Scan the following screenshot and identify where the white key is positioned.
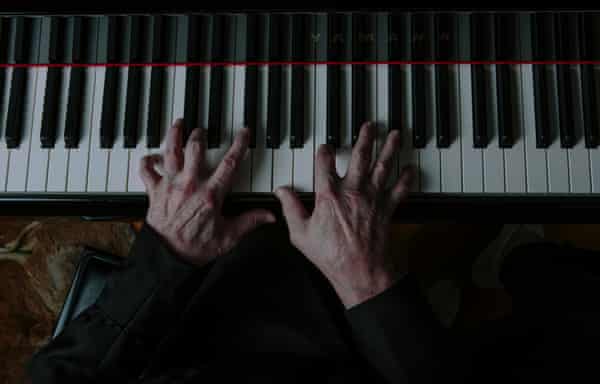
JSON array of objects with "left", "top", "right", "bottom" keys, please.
[
  {"left": 106, "top": 67, "right": 129, "bottom": 192},
  {"left": 335, "top": 64, "right": 352, "bottom": 178},
  {"left": 546, "top": 64, "right": 569, "bottom": 193},
  {"left": 397, "top": 64, "right": 419, "bottom": 192},
  {"left": 126, "top": 67, "right": 150, "bottom": 193},
  {"left": 419, "top": 64, "right": 441, "bottom": 192},
  {"left": 590, "top": 65, "right": 600, "bottom": 192},
  {"left": 273, "top": 65, "right": 293, "bottom": 190},
  {"left": 521, "top": 64, "right": 548, "bottom": 193},
  {"left": 172, "top": 66, "right": 187, "bottom": 127},
  {"left": 157, "top": 65, "right": 176, "bottom": 152},
  {"left": 46, "top": 68, "right": 70, "bottom": 192},
  {"left": 292, "top": 64, "right": 314, "bottom": 192},
  {"left": 0, "top": 67, "right": 12, "bottom": 191},
  {"left": 27, "top": 66, "right": 49, "bottom": 192},
  {"left": 459, "top": 64, "right": 483, "bottom": 193},
  {"left": 376, "top": 62, "right": 394, "bottom": 185},
  {"left": 483, "top": 65, "right": 505, "bottom": 193},
  {"left": 206, "top": 66, "right": 233, "bottom": 175},
  {"left": 67, "top": 67, "right": 95, "bottom": 192},
  {"left": 126, "top": 66, "right": 150, "bottom": 193},
  {"left": 87, "top": 66, "right": 109, "bottom": 192},
  {"left": 440, "top": 64, "right": 462, "bottom": 193},
  {"left": 366, "top": 63, "right": 378, "bottom": 162},
  {"left": 251, "top": 65, "right": 273, "bottom": 192},
  {"left": 502, "top": 65, "right": 526, "bottom": 193},
  {"left": 519, "top": 14, "right": 548, "bottom": 194},
  {"left": 232, "top": 64, "right": 251, "bottom": 192},
  {"left": 312, "top": 62, "right": 329, "bottom": 190},
  {"left": 231, "top": 15, "right": 251, "bottom": 192},
  {"left": 7, "top": 67, "right": 38, "bottom": 192},
  {"left": 567, "top": 65, "right": 591, "bottom": 193}
]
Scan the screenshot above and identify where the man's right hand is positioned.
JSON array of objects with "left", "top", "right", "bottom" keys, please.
[{"left": 275, "top": 122, "right": 415, "bottom": 309}]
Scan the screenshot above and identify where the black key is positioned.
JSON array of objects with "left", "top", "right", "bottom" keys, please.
[
  {"left": 290, "top": 14, "right": 308, "bottom": 149},
  {"left": 147, "top": 16, "right": 165, "bottom": 148},
  {"left": 412, "top": 13, "right": 434, "bottom": 149},
  {"left": 470, "top": 13, "right": 495, "bottom": 149},
  {"left": 556, "top": 13, "right": 579, "bottom": 149},
  {"left": 207, "top": 15, "right": 226, "bottom": 148},
  {"left": 5, "top": 17, "right": 30, "bottom": 148},
  {"left": 326, "top": 13, "right": 350, "bottom": 148},
  {"left": 267, "top": 14, "right": 284, "bottom": 149},
  {"left": 495, "top": 13, "right": 519, "bottom": 148},
  {"left": 352, "top": 13, "right": 376, "bottom": 145},
  {"left": 389, "top": 13, "right": 411, "bottom": 137},
  {"left": 64, "top": 18, "right": 87, "bottom": 148},
  {"left": 123, "top": 16, "right": 142, "bottom": 148},
  {"left": 434, "top": 13, "right": 456, "bottom": 148},
  {"left": 0, "top": 18, "right": 8, "bottom": 115},
  {"left": 40, "top": 68, "right": 62, "bottom": 148},
  {"left": 581, "top": 12, "right": 600, "bottom": 148},
  {"left": 244, "top": 14, "right": 260, "bottom": 148},
  {"left": 41, "top": 18, "right": 66, "bottom": 148},
  {"left": 183, "top": 15, "right": 201, "bottom": 141},
  {"left": 100, "top": 16, "right": 121, "bottom": 148},
  {"left": 532, "top": 13, "right": 556, "bottom": 148},
  {"left": 6, "top": 68, "right": 27, "bottom": 148}
]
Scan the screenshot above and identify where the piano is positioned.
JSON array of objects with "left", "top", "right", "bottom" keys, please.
[{"left": 1, "top": 6, "right": 600, "bottom": 219}]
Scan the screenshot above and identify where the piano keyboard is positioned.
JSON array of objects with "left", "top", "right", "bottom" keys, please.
[{"left": 1, "top": 12, "right": 600, "bottom": 196}]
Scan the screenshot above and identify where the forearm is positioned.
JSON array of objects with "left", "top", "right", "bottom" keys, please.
[
  {"left": 346, "top": 274, "right": 446, "bottom": 383},
  {"left": 27, "top": 224, "right": 212, "bottom": 383}
]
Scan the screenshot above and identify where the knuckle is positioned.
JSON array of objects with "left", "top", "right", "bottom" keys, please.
[
  {"left": 374, "top": 160, "right": 387, "bottom": 176},
  {"left": 221, "top": 155, "right": 238, "bottom": 175}
]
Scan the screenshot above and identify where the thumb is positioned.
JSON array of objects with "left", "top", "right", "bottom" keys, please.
[
  {"left": 274, "top": 187, "right": 308, "bottom": 235},
  {"left": 223, "top": 209, "right": 276, "bottom": 250}
]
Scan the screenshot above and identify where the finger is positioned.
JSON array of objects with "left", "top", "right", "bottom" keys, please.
[
  {"left": 140, "top": 154, "right": 163, "bottom": 192},
  {"left": 209, "top": 127, "right": 250, "bottom": 194},
  {"left": 222, "top": 209, "right": 276, "bottom": 251},
  {"left": 345, "top": 122, "right": 375, "bottom": 188},
  {"left": 275, "top": 187, "right": 308, "bottom": 235},
  {"left": 388, "top": 165, "right": 416, "bottom": 212},
  {"left": 183, "top": 128, "right": 206, "bottom": 180},
  {"left": 164, "top": 119, "right": 184, "bottom": 175},
  {"left": 371, "top": 130, "right": 401, "bottom": 190},
  {"left": 315, "top": 144, "right": 337, "bottom": 195}
]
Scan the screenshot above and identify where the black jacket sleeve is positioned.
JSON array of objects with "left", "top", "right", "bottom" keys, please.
[
  {"left": 27, "top": 224, "right": 212, "bottom": 383},
  {"left": 346, "top": 275, "right": 450, "bottom": 383}
]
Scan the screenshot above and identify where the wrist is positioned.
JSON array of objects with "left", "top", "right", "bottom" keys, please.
[{"left": 330, "top": 269, "right": 397, "bottom": 309}]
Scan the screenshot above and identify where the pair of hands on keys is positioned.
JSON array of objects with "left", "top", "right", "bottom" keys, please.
[{"left": 141, "top": 119, "right": 414, "bottom": 308}]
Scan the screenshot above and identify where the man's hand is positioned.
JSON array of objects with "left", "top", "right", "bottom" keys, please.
[
  {"left": 275, "top": 123, "right": 414, "bottom": 309},
  {"left": 140, "top": 119, "right": 275, "bottom": 267}
]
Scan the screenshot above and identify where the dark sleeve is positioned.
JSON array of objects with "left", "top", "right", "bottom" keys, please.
[
  {"left": 345, "top": 274, "right": 449, "bottom": 383},
  {"left": 27, "top": 223, "right": 213, "bottom": 384}
]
